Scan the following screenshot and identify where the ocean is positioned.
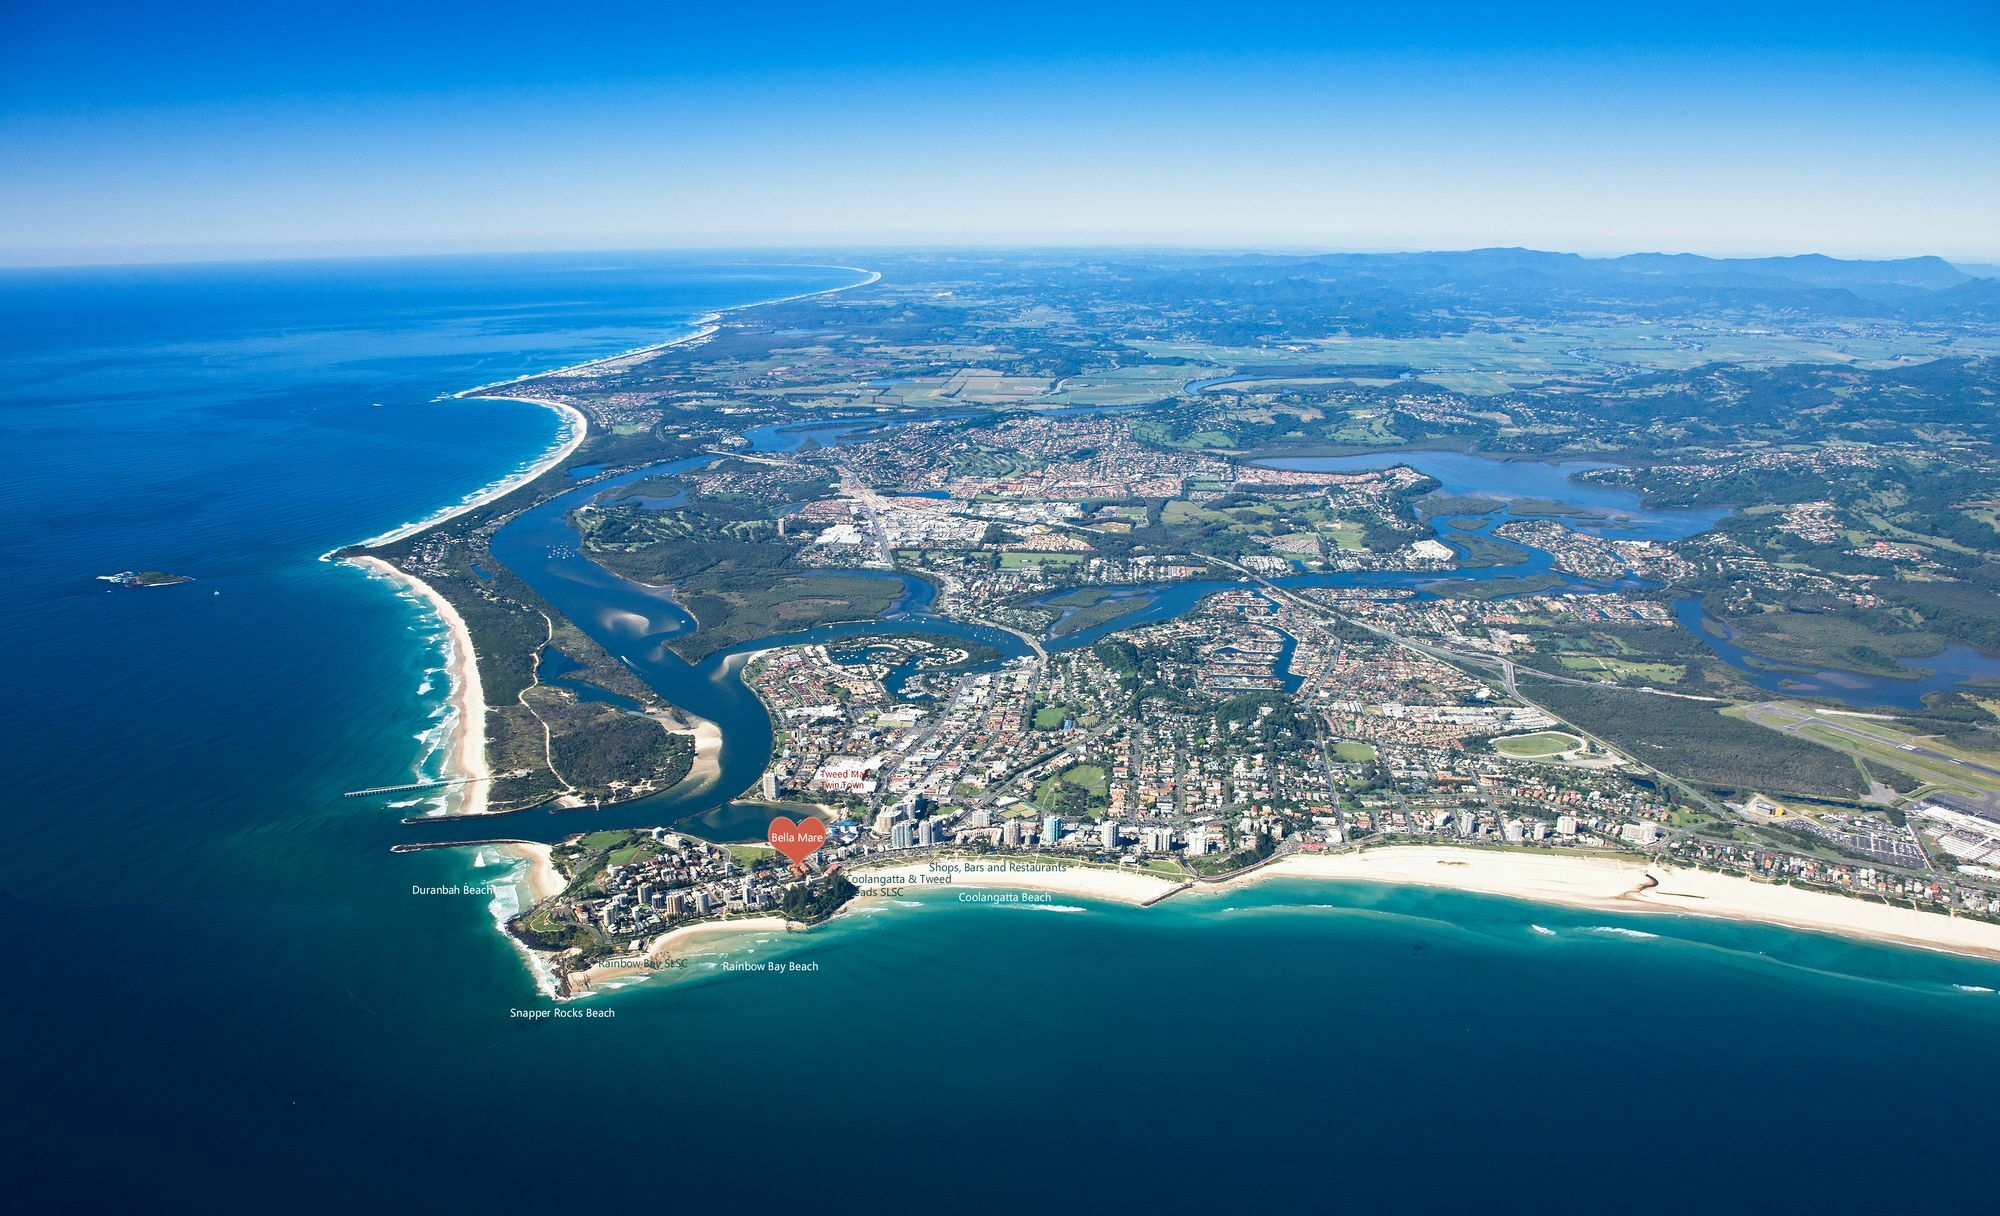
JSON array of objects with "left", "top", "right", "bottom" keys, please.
[{"left": 2, "top": 254, "right": 1996, "bottom": 1210}]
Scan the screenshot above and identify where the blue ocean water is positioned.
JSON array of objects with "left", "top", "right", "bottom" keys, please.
[{"left": 2, "top": 255, "right": 1997, "bottom": 1210}]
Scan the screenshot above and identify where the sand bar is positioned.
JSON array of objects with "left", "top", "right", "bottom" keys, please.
[{"left": 680, "top": 714, "right": 724, "bottom": 790}]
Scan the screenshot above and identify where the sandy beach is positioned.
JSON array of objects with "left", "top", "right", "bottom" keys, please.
[
  {"left": 847, "top": 855, "right": 1187, "bottom": 906},
  {"left": 344, "top": 267, "right": 883, "bottom": 836},
  {"left": 499, "top": 842, "right": 566, "bottom": 903},
  {"left": 1225, "top": 847, "right": 2000, "bottom": 962},
  {"left": 1223, "top": 847, "right": 1655, "bottom": 908},
  {"left": 845, "top": 846, "right": 2000, "bottom": 962},
  {"left": 527, "top": 842, "right": 2000, "bottom": 1003},
  {"left": 558, "top": 915, "right": 796, "bottom": 996},
  {"left": 645, "top": 915, "right": 793, "bottom": 961},
  {"left": 347, "top": 555, "right": 492, "bottom": 814}
]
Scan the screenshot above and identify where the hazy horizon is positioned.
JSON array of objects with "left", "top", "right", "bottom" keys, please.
[
  {"left": 3, "top": 240, "right": 1996, "bottom": 275},
  {"left": 3, "top": 1, "right": 1995, "bottom": 266}
]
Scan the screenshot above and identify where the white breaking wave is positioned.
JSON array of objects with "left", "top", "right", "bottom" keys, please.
[
  {"left": 1582, "top": 925, "right": 1659, "bottom": 939},
  {"left": 1952, "top": 984, "right": 1995, "bottom": 994},
  {"left": 1530, "top": 924, "right": 1558, "bottom": 938}
]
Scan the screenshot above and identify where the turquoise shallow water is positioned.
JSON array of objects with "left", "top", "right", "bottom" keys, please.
[{"left": 4, "top": 256, "right": 1999, "bottom": 1209}]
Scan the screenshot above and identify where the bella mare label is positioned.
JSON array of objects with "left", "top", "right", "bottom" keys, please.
[{"left": 768, "top": 816, "right": 828, "bottom": 865}]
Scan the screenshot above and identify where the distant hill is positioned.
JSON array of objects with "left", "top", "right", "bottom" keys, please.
[
  {"left": 1142, "top": 247, "right": 1987, "bottom": 325},
  {"left": 1608, "top": 251, "right": 1970, "bottom": 292},
  {"left": 1903, "top": 276, "right": 2000, "bottom": 322}
]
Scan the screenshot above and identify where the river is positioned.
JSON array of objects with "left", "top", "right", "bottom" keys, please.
[
  {"left": 410, "top": 438, "right": 1728, "bottom": 846},
  {"left": 409, "top": 432, "right": 2000, "bottom": 849}
]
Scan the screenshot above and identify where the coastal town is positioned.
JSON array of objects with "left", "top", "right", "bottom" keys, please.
[
  {"left": 493, "top": 421, "right": 2000, "bottom": 993},
  {"left": 324, "top": 253, "right": 2000, "bottom": 992},
  {"left": 29, "top": 6, "right": 2000, "bottom": 1205}
]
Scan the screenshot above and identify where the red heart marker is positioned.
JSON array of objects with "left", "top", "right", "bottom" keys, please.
[{"left": 767, "top": 815, "right": 828, "bottom": 865}]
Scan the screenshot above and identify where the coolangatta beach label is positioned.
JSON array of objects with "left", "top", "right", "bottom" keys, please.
[{"left": 768, "top": 816, "right": 828, "bottom": 874}]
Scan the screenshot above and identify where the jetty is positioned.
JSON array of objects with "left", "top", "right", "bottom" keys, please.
[{"left": 343, "top": 777, "right": 471, "bottom": 798}]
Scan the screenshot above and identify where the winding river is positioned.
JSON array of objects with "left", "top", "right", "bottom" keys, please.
[{"left": 402, "top": 432, "right": 1992, "bottom": 846}]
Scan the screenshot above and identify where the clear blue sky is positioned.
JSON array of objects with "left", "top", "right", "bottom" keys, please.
[{"left": 2, "top": 1, "right": 1995, "bottom": 265}]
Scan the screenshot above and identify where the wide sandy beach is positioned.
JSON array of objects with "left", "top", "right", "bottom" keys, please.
[
  {"left": 1235, "top": 848, "right": 2000, "bottom": 960},
  {"left": 559, "top": 915, "right": 797, "bottom": 996},
  {"left": 848, "top": 846, "right": 2000, "bottom": 962},
  {"left": 347, "top": 555, "right": 491, "bottom": 815},
  {"left": 847, "top": 855, "right": 1187, "bottom": 906}
]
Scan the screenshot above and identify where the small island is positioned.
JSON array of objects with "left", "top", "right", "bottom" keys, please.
[{"left": 98, "top": 570, "right": 194, "bottom": 588}]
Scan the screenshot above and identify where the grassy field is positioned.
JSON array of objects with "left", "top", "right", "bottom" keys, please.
[
  {"left": 1033, "top": 704, "right": 1069, "bottom": 729},
  {"left": 1000, "top": 550, "right": 1086, "bottom": 569},
  {"left": 1032, "top": 763, "right": 1109, "bottom": 811},
  {"left": 1728, "top": 703, "right": 2000, "bottom": 798},
  {"left": 1492, "top": 730, "right": 1583, "bottom": 758},
  {"left": 1333, "top": 741, "right": 1377, "bottom": 762},
  {"left": 1037, "top": 364, "right": 1191, "bottom": 407},
  {"left": 725, "top": 843, "right": 774, "bottom": 870},
  {"left": 1559, "top": 655, "right": 1687, "bottom": 685},
  {"left": 1323, "top": 520, "right": 1364, "bottom": 551},
  {"left": 1059, "top": 763, "right": 1108, "bottom": 793}
]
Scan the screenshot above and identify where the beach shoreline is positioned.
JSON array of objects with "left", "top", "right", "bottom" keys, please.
[
  {"left": 345, "top": 265, "right": 880, "bottom": 835},
  {"left": 516, "top": 841, "right": 2000, "bottom": 1005},
  {"left": 843, "top": 846, "right": 2000, "bottom": 963},
  {"left": 847, "top": 855, "right": 1186, "bottom": 907},
  {"left": 339, "top": 266, "right": 882, "bottom": 557},
  {"left": 346, "top": 555, "right": 492, "bottom": 816},
  {"left": 498, "top": 841, "right": 566, "bottom": 903},
  {"left": 1230, "top": 847, "right": 2000, "bottom": 962},
  {"left": 558, "top": 915, "right": 797, "bottom": 997}
]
